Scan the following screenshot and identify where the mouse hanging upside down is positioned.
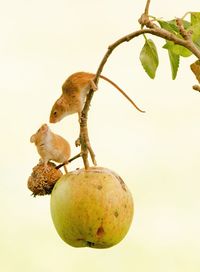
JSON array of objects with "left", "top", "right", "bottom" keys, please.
[{"left": 49, "top": 72, "right": 145, "bottom": 123}]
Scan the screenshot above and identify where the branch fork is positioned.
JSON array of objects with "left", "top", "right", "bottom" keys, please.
[
  {"left": 78, "top": 0, "right": 200, "bottom": 169},
  {"left": 138, "top": 13, "right": 156, "bottom": 28}
]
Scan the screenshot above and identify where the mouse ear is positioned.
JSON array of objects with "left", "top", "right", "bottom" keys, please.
[
  {"left": 40, "top": 124, "right": 48, "bottom": 132},
  {"left": 30, "top": 134, "right": 36, "bottom": 143},
  {"left": 56, "top": 97, "right": 65, "bottom": 107}
]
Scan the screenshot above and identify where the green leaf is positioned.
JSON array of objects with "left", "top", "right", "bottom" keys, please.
[
  {"left": 140, "top": 39, "right": 159, "bottom": 79},
  {"left": 194, "top": 38, "right": 200, "bottom": 49},
  {"left": 191, "top": 12, "right": 200, "bottom": 25},
  {"left": 158, "top": 20, "right": 177, "bottom": 34},
  {"left": 162, "top": 38, "right": 179, "bottom": 79},
  {"left": 168, "top": 49, "right": 180, "bottom": 80},
  {"left": 163, "top": 41, "right": 192, "bottom": 57},
  {"left": 188, "top": 23, "right": 200, "bottom": 43}
]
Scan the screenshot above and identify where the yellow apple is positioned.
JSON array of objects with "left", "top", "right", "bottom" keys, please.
[{"left": 50, "top": 167, "right": 134, "bottom": 248}]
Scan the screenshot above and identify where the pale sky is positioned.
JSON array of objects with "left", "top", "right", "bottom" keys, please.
[{"left": 0, "top": 0, "right": 200, "bottom": 271}]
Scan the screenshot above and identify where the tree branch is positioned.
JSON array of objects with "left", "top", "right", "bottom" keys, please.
[
  {"left": 79, "top": 6, "right": 200, "bottom": 169},
  {"left": 144, "top": 0, "right": 151, "bottom": 15},
  {"left": 56, "top": 153, "right": 82, "bottom": 170}
]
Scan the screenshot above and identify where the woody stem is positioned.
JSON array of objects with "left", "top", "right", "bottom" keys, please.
[
  {"left": 79, "top": 0, "right": 200, "bottom": 169},
  {"left": 80, "top": 99, "right": 97, "bottom": 169}
]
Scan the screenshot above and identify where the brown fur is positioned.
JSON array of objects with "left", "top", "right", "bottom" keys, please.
[
  {"left": 49, "top": 71, "right": 145, "bottom": 123},
  {"left": 30, "top": 124, "right": 71, "bottom": 172}
]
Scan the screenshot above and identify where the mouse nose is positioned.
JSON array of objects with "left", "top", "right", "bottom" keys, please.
[{"left": 49, "top": 116, "right": 55, "bottom": 123}]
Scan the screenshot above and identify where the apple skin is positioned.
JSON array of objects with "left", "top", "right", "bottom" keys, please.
[{"left": 50, "top": 167, "right": 134, "bottom": 248}]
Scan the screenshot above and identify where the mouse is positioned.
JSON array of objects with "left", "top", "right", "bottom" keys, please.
[
  {"left": 49, "top": 71, "right": 145, "bottom": 123},
  {"left": 30, "top": 124, "right": 71, "bottom": 172}
]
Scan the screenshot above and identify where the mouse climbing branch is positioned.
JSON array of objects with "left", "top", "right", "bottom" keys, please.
[{"left": 79, "top": 0, "right": 200, "bottom": 169}]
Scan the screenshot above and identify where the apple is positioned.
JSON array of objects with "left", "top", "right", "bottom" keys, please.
[{"left": 50, "top": 167, "right": 134, "bottom": 248}]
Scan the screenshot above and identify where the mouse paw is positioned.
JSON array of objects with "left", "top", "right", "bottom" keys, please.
[{"left": 89, "top": 79, "right": 98, "bottom": 91}]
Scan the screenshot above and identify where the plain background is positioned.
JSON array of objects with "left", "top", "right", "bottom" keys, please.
[{"left": 0, "top": 0, "right": 200, "bottom": 271}]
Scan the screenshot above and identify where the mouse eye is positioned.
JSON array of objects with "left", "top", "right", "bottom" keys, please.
[{"left": 53, "top": 111, "right": 57, "bottom": 116}]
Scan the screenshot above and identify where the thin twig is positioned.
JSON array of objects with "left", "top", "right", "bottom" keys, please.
[
  {"left": 144, "top": 0, "right": 151, "bottom": 15},
  {"left": 176, "top": 18, "right": 193, "bottom": 40},
  {"left": 181, "top": 11, "right": 192, "bottom": 20},
  {"left": 79, "top": 109, "right": 97, "bottom": 169},
  {"left": 56, "top": 153, "right": 82, "bottom": 170}
]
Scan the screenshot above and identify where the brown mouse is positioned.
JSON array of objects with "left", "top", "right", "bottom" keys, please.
[
  {"left": 30, "top": 124, "right": 71, "bottom": 172},
  {"left": 49, "top": 72, "right": 145, "bottom": 123}
]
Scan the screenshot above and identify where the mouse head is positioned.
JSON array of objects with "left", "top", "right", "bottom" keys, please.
[
  {"left": 30, "top": 124, "right": 49, "bottom": 144},
  {"left": 49, "top": 96, "right": 68, "bottom": 123}
]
